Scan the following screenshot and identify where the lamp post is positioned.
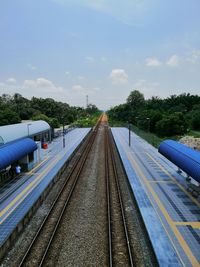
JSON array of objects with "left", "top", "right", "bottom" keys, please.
[
  {"left": 27, "top": 123, "right": 32, "bottom": 137},
  {"left": 135, "top": 116, "right": 138, "bottom": 127}
]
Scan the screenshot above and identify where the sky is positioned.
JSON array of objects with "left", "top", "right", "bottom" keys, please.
[{"left": 0, "top": 0, "right": 200, "bottom": 110}]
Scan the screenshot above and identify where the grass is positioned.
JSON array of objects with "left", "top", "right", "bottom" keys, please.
[
  {"left": 108, "top": 119, "right": 127, "bottom": 127},
  {"left": 72, "top": 113, "right": 101, "bottom": 128},
  {"left": 187, "top": 130, "right": 200, "bottom": 138}
]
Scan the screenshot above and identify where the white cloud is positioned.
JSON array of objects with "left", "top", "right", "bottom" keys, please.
[
  {"left": 27, "top": 64, "right": 37, "bottom": 70},
  {"left": 166, "top": 54, "right": 179, "bottom": 67},
  {"left": 85, "top": 56, "right": 95, "bottom": 63},
  {"left": 146, "top": 58, "right": 162, "bottom": 67},
  {"left": 110, "top": 69, "right": 128, "bottom": 84},
  {"left": 23, "top": 77, "right": 64, "bottom": 93},
  {"left": 0, "top": 77, "right": 67, "bottom": 101},
  {"left": 6, "top": 78, "right": 17, "bottom": 84}
]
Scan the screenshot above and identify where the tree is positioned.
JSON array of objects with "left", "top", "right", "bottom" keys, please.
[
  {"left": 136, "top": 109, "right": 162, "bottom": 132},
  {"left": 190, "top": 110, "right": 200, "bottom": 130},
  {"left": 32, "top": 114, "right": 60, "bottom": 128},
  {"left": 0, "top": 93, "right": 100, "bottom": 127},
  {"left": 0, "top": 109, "right": 21, "bottom": 126},
  {"left": 126, "top": 90, "right": 145, "bottom": 109},
  {"left": 146, "top": 96, "right": 163, "bottom": 111},
  {"left": 12, "top": 93, "right": 36, "bottom": 119},
  {"left": 155, "top": 112, "right": 188, "bottom": 136},
  {"left": 86, "top": 104, "right": 99, "bottom": 115}
]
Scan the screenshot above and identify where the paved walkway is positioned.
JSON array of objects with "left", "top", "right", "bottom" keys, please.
[
  {"left": 112, "top": 127, "right": 200, "bottom": 267},
  {"left": 0, "top": 128, "right": 90, "bottom": 246}
]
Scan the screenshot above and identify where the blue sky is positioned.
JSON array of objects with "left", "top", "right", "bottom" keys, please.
[{"left": 0, "top": 0, "right": 200, "bottom": 109}]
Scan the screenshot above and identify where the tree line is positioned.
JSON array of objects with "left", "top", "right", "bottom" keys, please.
[
  {"left": 108, "top": 90, "right": 200, "bottom": 137},
  {"left": 0, "top": 93, "right": 99, "bottom": 128}
]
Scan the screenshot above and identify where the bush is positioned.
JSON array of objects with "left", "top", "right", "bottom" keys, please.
[
  {"left": 0, "top": 109, "right": 21, "bottom": 126},
  {"left": 155, "top": 112, "right": 187, "bottom": 137},
  {"left": 190, "top": 110, "right": 200, "bottom": 130}
]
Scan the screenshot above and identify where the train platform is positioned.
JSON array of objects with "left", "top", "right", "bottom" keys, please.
[
  {"left": 111, "top": 127, "right": 200, "bottom": 267},
  {"left": 0, "top": 128, "right": 90, "bottom": 247}
]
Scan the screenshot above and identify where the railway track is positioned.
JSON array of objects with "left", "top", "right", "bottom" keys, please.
[
  {"left": 0, "top": 113, "right": 158, "bottom": 266},
  {"left": 104, "top": 122, "right": 135, "bottom": 267},
  {"left": 18, "top": 116, "right": 103, "bottom": 267}
]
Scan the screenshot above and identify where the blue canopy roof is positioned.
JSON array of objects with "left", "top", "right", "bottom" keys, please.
[
  {"left": 0, "top": 138, "right": 37, "bottom": 170},
  {"left": 158, "top": 140, "right": 200, "bottom": 183}
]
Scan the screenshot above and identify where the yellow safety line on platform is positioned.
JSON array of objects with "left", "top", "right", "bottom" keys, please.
[
  {"left": 146, "top": 152, "right": 200, "bottom": 209},
  {"left": 149, "top": 180, "right": 176, "bottom": 183},
  {"left": 175, "top": 222, "right": 200, "bottom": 229},
  {"left": 25, "top": 156, "right": 50, "bottom": 175},
  {"left": 126, "top": 152, "right": 186, "bottom": 267},
  {"left": 0, "top": 154, "right": 62, "bottom": 224},
  {"left": 126, "top": 151, "right": 199, "bottom": 267}
]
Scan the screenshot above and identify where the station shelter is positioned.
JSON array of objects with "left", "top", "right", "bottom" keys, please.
[{"left": 0, "top": 120, "right": 51, "bottom": 184}]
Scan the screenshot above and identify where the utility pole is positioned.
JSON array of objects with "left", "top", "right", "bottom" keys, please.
[
  {"left": 129, "top": 123, "right": 131, "bottom": 146},
  {"left": 63, "top": 121, "right": 65, "bottom": 148}
]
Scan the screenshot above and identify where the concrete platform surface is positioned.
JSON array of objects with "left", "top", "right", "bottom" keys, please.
[
  {"left": 112, "top": 127, "right": 200, "bottom": 267},
  {"left": 0, "top": 128, "right": 90, "bottom": 246}
]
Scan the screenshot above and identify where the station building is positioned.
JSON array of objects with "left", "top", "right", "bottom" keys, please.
[{"left": 0, "top": 120, "right": 51, "bottom": 184}]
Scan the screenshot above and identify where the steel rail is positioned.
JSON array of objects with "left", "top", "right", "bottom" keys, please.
[
  {"left": 39, "top": 128, "right": 97, "bottom": 266},
  {"left": 108, "top": 129, "right": 135, "bottom": 267},
  {"left": 19, "top": 115, "right": 102, "bottom": 267},
  {"left": 104, "top": 125, "right": 113, "bottom": 267}
]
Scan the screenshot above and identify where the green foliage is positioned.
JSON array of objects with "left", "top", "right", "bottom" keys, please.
[
  {"left": 32, "top": 114, "right": 60, "bottom": 128},
  {"left": 0, "top": 109, "right": 21, "bottom": 126},
  {"left": 190, "top": 110, "right": 200, "bottom": 130},
  {"left": 108, "top": 90, "right": 200, "bottom": 137},
  {"left": 72, "top": 112, "right": 101, "bottom": 127},
  {"left": 155, "top": 112, "right": 188, "bottom": 137},
  {"left": 188, "top": 130, "right": 200, "bottom": 138},
  {"left": 86, "top": 104, "right": 99, "bottom": 115},
  {"left": 31, "top": 97, "right": 72, "bottom": 124},
  {"left": 126, "top": 90, "right": 145, "bottom": 109},
  {"left": 32, "top": 114, "right": 49, "bottom": 122},
  {"left": 0, "top": 93, "right": 100, "bottom": 127}
]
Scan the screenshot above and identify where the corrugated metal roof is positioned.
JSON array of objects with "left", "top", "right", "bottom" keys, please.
[
  {"left": 0, "top": 120, "right": 50, "bottom": 144},
  {"left": 158, "top": 140, "right": 200, "bottom": 183},
  {"left": 0, "top": 138, "right": 37, "bottom": 170}
]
